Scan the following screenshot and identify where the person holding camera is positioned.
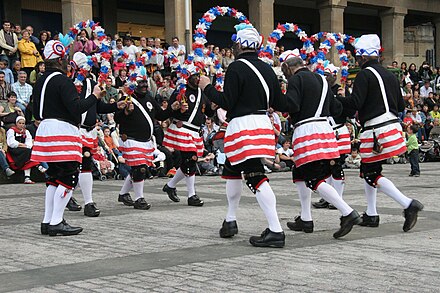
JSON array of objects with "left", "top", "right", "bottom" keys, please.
[{"left": 73, "top": 29, "right": 94, "bottom": 55}]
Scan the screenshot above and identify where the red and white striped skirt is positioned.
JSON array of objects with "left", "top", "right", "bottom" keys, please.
[
  {"left": 118, "top": 138, "right": 154, "bottom": 167},
  {"left": 334, "top": 125, "right": 351, "bottom": 155},
  {"left": 224, "top": 115, "right": 275, "bottom": 166},
  {"left": 163, "top": 122, "right": 204, "bottom": 157},
  {"left": 31, "top": 119, "right": 82, "bottom": 163},
  {"left": 80, "top": 128, "right": 97, "bottom": 150},
  {"left": 292, "top": 118, "right": 340, "bottom": 167},
  {"left": 359, "top": 122, "right": 406, "bottom": 163}
]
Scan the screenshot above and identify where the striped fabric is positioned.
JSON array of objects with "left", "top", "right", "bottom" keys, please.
[
  {"left": 118, "top": 138, "right": 154, "bottom": 167},
  {"left": 79, "top": 128, "right": 97, "bottom": 150},
  {"left": 163, "top": 123, "right": 204, "bottom": 157},
  {"left": 292, "top": 120, "right": 340, "bottom": 167},
  {"left": 31, "top": 119, "right": 82, "bottom": 163},
  {"left": 335, "top": 125, "right": 351, "bottom": 155},
  {"left": 359, "top": 122, "right": 406, "bottom": 163},
  {"left": 224, "top": 115, "right": 275, "bottom": 165}
]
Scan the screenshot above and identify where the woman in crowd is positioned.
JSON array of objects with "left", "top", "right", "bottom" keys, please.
[
  {"left": 222, "top": 48, "right": 234, "bottom": 70},
  {"left": 73, "top": 29, "right": 94, "bottom": 55},
  {"left": 6, "top": 116, "right": 42, "bottom": 183},
  {"left": 0, "top": 92, "right": 24, "bottom": 129},
  {"left": 115, "top": 68, "right": 127, "bottom": 88},
  {"left": 408, "top": 63, "right": 420, "bottom": 85},
  {"left": 18, "top": 30, "right": 42, "bottom": 78},
  {"left": 29, "top": 61, "right": 45, "bottom": 86},
  {"left": 36, "top": 30, "right": 49, "bottom": 59}
]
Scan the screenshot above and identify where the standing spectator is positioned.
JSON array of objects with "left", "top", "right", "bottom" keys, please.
[
  {"left": 0, "top": 59, "right": 14, "bottom": 84},
  {"left": 406, "top": 124, "right": 420, "bottom": 177},
  {"left": 0, "top": 20, "right": 19, "bottom": 68},
  {"left": 18, "top": 30, "right": 42, "bottom": 77},
  {"left": 36, "top": 30, "right": 49, "bottom": 59},
  {"left": 0, "top": 71, "right": 11, "bottom": 107},
  {"left": 14, "top": 24, "right": 22, "bottom": 40},
  {"left": 122, "top": 36, "right": 140, "bottom": 64},
  {"left": 420, "top": 80, "right": 433, "bottom": 99},
  {"left": 11, "top": 71, "right": 32, "bottom": 113},
  {"left": 103, "top": 76, "right": 119, "bottom": 103},
  {"left": 11, "top": 60, "right": 21, "bottom": 82},
  {"left": 115, "top": 68, "right": 127, "bottom": 88},
  {"left": 73, "top": 29, "right": 94, "bottom": 55},
  {"left": 222, "top": 48, "right": 234, "bottom": 70},
  {"left": 25, "top": 26, "right": 39, "bottom": 45},
  {"left": 419, "top": 61, "right": 433, "bottom": 81},
  {"left": 167, "top": 37, "right": 185, "bottom": 65},
  {"left": 408, "top": 63, "right": 420, "bottom": 85},
  {"left": 346, "top": 50, "right": 355, "bottom": 68},
  {"left": 138, "top": 37, "right": 148, "bottom": 54}
]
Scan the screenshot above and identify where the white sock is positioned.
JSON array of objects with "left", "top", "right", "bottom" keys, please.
[
  {"left": 79, "top": 172, "right": 93, "bottom": 204},
  {"left": 364, "top": 182, "right": 379, "bottom": 216},
  {"left": 185, "top": 175, "right": 196, "bottom": 197},
  {"left": 120, "top": 175, "right": 132, "bottom": 194},
  {"left": 50, "top": 185, "right": 73, "bottom": 225},
  {"left": 377, "top": 177, "right": 412, "bottom": 209},
  {"left": 296, "top": 181, "right": 312, "bottom": 221},
  {"left": 325, "top": 175, "right": 333, "bottom": 186},
  {"left": 332, "top": 176, "right": 345, "bottom": 198},
  {"left": 317, "top": 182, "right": 353, "bottom": 216},
  {"left": 133, "top": 180, "right": 144, "bottom": 200},
  {"left": 42, "top": 185, "right": 57, "bottom": 223},
  {"left": 255, "top": 181, "right": 283, "bottom": 232},
  {"left": 225, "top": 179, "right": 242, "bottom": 222},
  {"left": 167, "top": 168, "right": 185, "bottom": 188},
  {"left": 24, "top": 169, "right": 31, "bottom": 177}
]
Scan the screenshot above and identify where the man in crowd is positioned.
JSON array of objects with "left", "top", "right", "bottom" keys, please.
[
  {"left": 167, "top": 37, "right": 186, "bottom": 65},
  {"left": 0, "top": 21, "right": 19, "bottom": 68},
  {"left": 0, "top": 71, "right": 12, "bottom": 107},
  {"left": 11, "top": 71, "right": 32, "bottom": 113},
  {"left": 0, "top": 60, "right": 14, "bottom": 84}
]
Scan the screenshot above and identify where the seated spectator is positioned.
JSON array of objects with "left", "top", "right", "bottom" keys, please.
[
  {"left": 29, "top": 61, "right": 45, "bottom": 85},
  {"left": 103, "top": 76, "right": 119, "bottom": 103},
  {"left": 113, "top": 57, "right": 126, "bottom": 77},
  {"left": 344, "top": 148, "right": 361, "bottom": 169},
  {"left": 11, "top": 71, "right": 32, "bottom": 113},
  {"left": 0, "top": 70, "right": 12, "bottom": 108},
  {"left": 0, "top": 91, "right": 23, "bottom": 129},
  {"left": 156, "top": 77, "right": 175, "bottom": 102},
  {"left": 6, "top": 116, "right": 42, "bottom": 183},
  {"left": 115, "top": 68, "right": 127, "bottom": 88},
  {"left": 403, "top": 112, "right": 413, "bottom": 127},
  {"left": 197, "top": 151, "right": 218, "bottom": 175},
  {"left": 276, "top": 140, "right": 294, "bottom": 170},
  {"left": 0, "top": 60, "right": 14, "bottom": 84},
  {"left": 93, "top": 146, "right": 114, "bottom": 176},
  {"left": 0, "top": 127, "right": 15, "bottom": 176},
  {"left": 102, "top": 126, "right": 123, "bottom": 162},
  {"left": 429, "top": 118, "right": 440, "bottom": 139},
  {"left": 430, "top": 104, "right": 440, "bottom": 120},
  {"left": 11, "top": 60, "right": 21, "bottom": 83},
  {"left": 202, "top": 117, "right": 219, "bottom": 153}
]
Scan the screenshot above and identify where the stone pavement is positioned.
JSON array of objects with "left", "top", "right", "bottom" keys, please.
[{"left": 0, "top": 162, "right": 439, "bottom": 292}]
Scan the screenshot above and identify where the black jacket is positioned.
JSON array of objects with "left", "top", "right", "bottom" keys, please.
[
  {"left": 168, "top": 86, "right": 215, "bottom": 126},
  {"left": 80, "top": 78, "right": 118, "bottom": 127},
  {"left": 33, "top": 68, "right": 97, "bottom": 126},
  {"left": 203, "top": 52, "right": 284, "bottom": 120},
  {"left": 115, "top": 92, "right": 170, "bottom": 142},
  {"left": 282, "top": 68, "right": 341, "bottom": 125},
  {"left": 337, "top": 59, "right": 405, "bottom": 127}
]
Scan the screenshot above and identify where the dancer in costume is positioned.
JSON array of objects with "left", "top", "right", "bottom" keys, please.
[{"left": 336, "top": 34, "right": 423, "bottom": 230}]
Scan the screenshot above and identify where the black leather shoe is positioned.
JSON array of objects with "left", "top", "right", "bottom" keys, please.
[
  {"left": 41, "top": 223, "right": 49, "bottom": 235},
  {"left": 162, "top": 184, "right": 180, "bottom": 202},
  {"left": 359, "top": 213, "right": 379, "bottom": 227},
  {"left": 287, "top": 216, "right": 314, "bottom": 233},
  {"left": 133, "top": 198, "right": 151, "bottom": 210},
  {"left": 249, "top": 228, "right": 285, "bottom": 248},
  {"left": 219, "top": 220, "right": 238, "bottom": 238},
  {"left": 312, "top": 198, "right": 329, "bottom": 209},
  {"left": 188, "top": 195, "right": 204, "bottom": 207},
  {"left": 328, "top": 204, "right": 337, "bottom": 210},
  {"left": 84, "top": 202, "right": 100, "bottom": 217},
  {"left": 66, "top": 197, "right": 82, "bottom": 211},
  {"left": 118, "top": 193, "right": 134, "bottom": 206},
  {"left": 333, "top": 210, "right": 362, "bottom": 239},
  {"left": 48, "top": 220, "right": 83, "bottom": 236},
  {"left": 403, "top": 199, "right": 424, "bottom": 232}
]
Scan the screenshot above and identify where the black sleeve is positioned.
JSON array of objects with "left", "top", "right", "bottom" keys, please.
[
  {"left": 203, "top": 65, "right": 240, "bottom": 111},
  {"left": 271, "top": 78, "right": 288, "bottom": 112},
  {"left": 283, "top": 75, "right": 302, "bottom": 114},
  {"left": 202, "top": 95, "right": 215, "bottom": 118},
  {"left": 338, "top": 70, "right": 368, "bottom": 111},
  {"left": 96, "top": 100, "right": 118, "bottom": 114},
  {"left": 59, "top": 78, "right": 97, "bottom": 116},
  {"left": 329, "top": 94, "right": 343, "bottom": 119},
  {"left": 153, "top": 99, "right": 171, "bottom": 121}
]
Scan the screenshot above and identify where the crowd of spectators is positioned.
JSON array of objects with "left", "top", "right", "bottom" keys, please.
[{"left": 1, "top": 18, "right": 439, "bottom": 183}]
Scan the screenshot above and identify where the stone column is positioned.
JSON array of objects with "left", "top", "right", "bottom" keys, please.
[
  {"left": 164, "top": 0, "right": 191, "bottom": 51},
  {"left": 100, "top": 0, "right": 117, "bottom": 36},
  {"left": 319, "top": 0, "right": 347, "bottom": 64},
  {"left": 61, "top": 0, "right": 93, "bottom": 33},
  {"left": 434, "top": 18, "right": 440, "bottom": 67},
  {"left": 380, "top": 7, "right": 407, "bottom": 65},
  {"left": 3, "top": 0, "right": 22, "bottom": 26},
  {"left": 248, "top": 0, "right": 274, "bottom": 41}
]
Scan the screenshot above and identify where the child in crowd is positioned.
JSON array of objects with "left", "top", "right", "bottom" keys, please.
[
  {"left": 93, "top": 146, "right": 114, "bottom": 176},
  {"left": 406, "top": 124, "right": 420, "bottom": 177},
  {"left": 276, "top": 140, "right": 294, "bottom": 170},
  {"left": 344, "top": 148, "right": 361, "bottom": 169},
  {"left": 102, "top": 126, "right": 124, "bottom": 163}
]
